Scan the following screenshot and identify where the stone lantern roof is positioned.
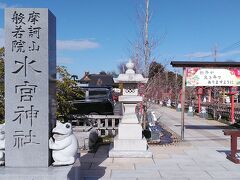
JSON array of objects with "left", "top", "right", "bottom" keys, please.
[{"left": 114, "top": 61, "right": 148, "bottom": 84}]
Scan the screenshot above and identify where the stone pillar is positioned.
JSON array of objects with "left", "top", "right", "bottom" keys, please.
[
  {"left": 5, "top": 8, "right": 56, "bottom": 167},
  {"left": 187, "top": 106, "right": 194, "bottom": 116},
  {"left": 109, "top": 61, "right": 152, "bottom": 158}
]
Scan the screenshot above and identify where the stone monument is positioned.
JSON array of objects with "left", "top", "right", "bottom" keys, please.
[
  {"left": 226, "top": 96, "right": 230, "bottom": 105},
  {"left": 1, "top": 8, "right": 80, "bottom": 180},
  {"left": 109, "top": 61, "right": 152, "bottom": 157},
  {"left": 187, "top": 106, "right": 194, "bottom": 116},
  {"left": 0, "top": 124, "right": 5, "bottom": 165},
  {"left": 167, "top": 99, "right": 171, "bottom": 107},
  {"left": 200, "top": 106, "right": 208, "bottom": 119},
  {"left": 5, "top": 8, "right": 56, "bottom": 168},
  {"left": 177, "top": 103, "right": 181, "bottom": 112}
]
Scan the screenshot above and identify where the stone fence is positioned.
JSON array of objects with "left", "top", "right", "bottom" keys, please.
[
  {"left": 206, "top": 104, "right": 240, "bottom": 121},
  {"left": 187, "top": 103, "right": 240, "bottom": 121},
  {"left": 69, "top": 114, "right": 122, "bottom": 136}
]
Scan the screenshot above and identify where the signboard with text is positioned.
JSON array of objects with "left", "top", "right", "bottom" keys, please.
[{"left": 186, "top": 68, "right": 240, "bottom": 87}]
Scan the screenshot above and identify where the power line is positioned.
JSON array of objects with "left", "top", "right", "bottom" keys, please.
[
  {"left": 194, "top": 41, "right": 240, "bottom": 59},
  {"left": 213, "top": 44, "right": 217, "bottom": 62},
  {"left": 219, "top": 40, "right": 240, "bottom": 53},
  {"left": 185, "top": 40, "right": 240, "bottom": 60}
]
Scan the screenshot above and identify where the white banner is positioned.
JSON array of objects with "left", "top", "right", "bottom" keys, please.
[{"left": 186, "top": 68, "right": 240, "bottom": 86}]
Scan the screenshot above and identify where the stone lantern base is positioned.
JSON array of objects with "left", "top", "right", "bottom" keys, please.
[
  {"left": 109, "top": 123, "right": 152, "bottom": 158},
  {"left": 109, "top": 139, "right": 152, "bottom": 158}
]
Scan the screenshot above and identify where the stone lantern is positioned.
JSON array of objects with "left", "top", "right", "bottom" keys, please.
[{"left": 109, "top": 61, "right": 152, "bottom": 157}]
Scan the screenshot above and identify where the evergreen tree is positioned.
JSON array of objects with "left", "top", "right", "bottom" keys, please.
[{"left": 56, "top": 66, "right": 83, "bottom": 121}]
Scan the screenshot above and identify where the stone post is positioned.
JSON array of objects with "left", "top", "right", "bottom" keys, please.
[
  {"left": 5, "top": 8, "right": 56, "bottom": 167},
  {"left": 187, "top": 106, "right": 194, "bottom": 116}
]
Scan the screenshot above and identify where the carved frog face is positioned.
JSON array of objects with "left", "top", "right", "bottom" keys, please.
[
  {"left": 52, "top": 121, "right": 72, "bottom": 141},
  {"left": 0, "top": 123, "right": 5, "bottom": 140}
]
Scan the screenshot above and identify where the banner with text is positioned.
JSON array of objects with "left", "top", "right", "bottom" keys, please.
[{"left": 186, "top": 68, "right": 240, "bottom": 86}]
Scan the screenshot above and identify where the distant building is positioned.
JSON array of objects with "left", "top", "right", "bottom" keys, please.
[{"left": 79, "top": 72, "right": 114, "bottom": 87}]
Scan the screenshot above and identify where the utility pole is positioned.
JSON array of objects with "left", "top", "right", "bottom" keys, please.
[
  {"left": 213, "top": 44, "right": 218, "bottom": 62},
  {"left": 144, "top": 0, "right": 149, "bottom": 77}
]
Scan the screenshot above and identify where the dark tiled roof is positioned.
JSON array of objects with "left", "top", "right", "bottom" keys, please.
[{"left": 80, "top": 74, "right": 114, "bottom": 87}]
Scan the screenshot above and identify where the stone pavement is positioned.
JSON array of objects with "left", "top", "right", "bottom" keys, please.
[{"left": 78, "top": 105, "right": 240, "bottom": 180}]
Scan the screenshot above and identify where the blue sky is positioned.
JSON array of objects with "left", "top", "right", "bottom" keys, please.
[{"left": 1, "top": 0, "right": 240, "bottom": 77}]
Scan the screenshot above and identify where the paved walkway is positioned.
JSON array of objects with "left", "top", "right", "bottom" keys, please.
[{"left": 78, "top": 105, "right": 240, "bottom": 180}]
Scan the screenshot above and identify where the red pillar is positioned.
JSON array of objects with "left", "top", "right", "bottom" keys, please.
[
  {"left": 223, "top": 130, "right": 240, "bottom": 164},
  {"left": 197, "top": 87, "right": 203, "bottom": 114},
  {"left": 231, "top": 94, "right": 235, "bottom": 124},
  {"left": 198, "top": 94, "right": 201, "bottom": 114}
]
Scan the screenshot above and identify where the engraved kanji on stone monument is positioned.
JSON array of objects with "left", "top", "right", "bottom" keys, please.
[{"left": 5, "top": 8, "right": 56, "bottom": 167}]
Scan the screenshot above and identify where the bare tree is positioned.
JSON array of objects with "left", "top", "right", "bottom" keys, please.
[
  {"left": 145, "top": 61, "right": 182, "bottom": 103},
  {"left": 144, "top": 0, "right": 150, "bottom": 77},
  {"left": 117, "top": 62, "right": 127, "bottom": 74},
  {"left": 121, "top": 0, "right": 169, "bottom": 129},
  {"left": 128, "top": 0, "right": 164, "bottom": 77}
]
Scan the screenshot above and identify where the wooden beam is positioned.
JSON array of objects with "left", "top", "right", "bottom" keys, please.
[
  {"left": 171, "top": 61, "right": 240, "bottom": 68},
  {"left": 181, "top": 68, "right": 186, "bottom": 140}
]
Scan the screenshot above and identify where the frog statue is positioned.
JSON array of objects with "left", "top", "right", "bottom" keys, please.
[
  {"left": 49, "top": 121, "right": 79, "bottom": 166},
  {"left": 0, "top": 123, "right": 5, "bottom": 166}
]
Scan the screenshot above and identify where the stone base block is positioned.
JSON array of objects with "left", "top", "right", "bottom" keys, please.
[
  {"left": 118, "top": 123, "right": 142, "bottom": 139},
  {"left": 113, "top": 137, "right": 147, "bottom": 151},
  {"left": 109, "top": 144, "right": 152, "bottom": 158},
  {"left": 200, "top": 113, "right": 208, "bottom": 119},
  {"left": 0, "top": 154, "right": 81, "bottom": 180}
]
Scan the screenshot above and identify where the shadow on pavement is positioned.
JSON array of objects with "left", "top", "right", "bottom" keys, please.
[
  {"left": 217, "top": 150, "right": 240, "bottom": 155},
  {"left": 184, "top": 125, "right": 229, "bottom": 130},
  {"left": 75, "top": 144, "right": 109, "bottom": 179},
  {"left": 186, "top": 137, "right": 229, "bottom": 142},
  {"left": 217, "top": 150, "right": 231, "bottom": 155}
]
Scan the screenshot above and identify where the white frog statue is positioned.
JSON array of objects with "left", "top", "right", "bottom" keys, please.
[
  {"left": 0, "top": 123, "right": 5, "bottom": 166},
  {"left": 49, "top": 121, "right": 79, "bottom": 166}
]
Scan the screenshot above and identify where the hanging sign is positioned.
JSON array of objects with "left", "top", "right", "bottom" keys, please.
[{"left": 186, "top": 68, "right": 240, "bottom": 87}]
